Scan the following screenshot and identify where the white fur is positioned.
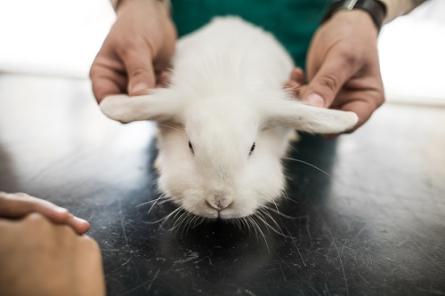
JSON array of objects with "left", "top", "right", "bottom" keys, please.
[{"left": 100, "top": 17, "right": 358, "bottom": 219}]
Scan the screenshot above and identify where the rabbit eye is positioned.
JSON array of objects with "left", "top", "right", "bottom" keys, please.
[
  {"left": 249, "top": 142, "right": 256, "bottom": 156},
  {"left": 188, "top": 141, "right": 194, "bottom": 154}
]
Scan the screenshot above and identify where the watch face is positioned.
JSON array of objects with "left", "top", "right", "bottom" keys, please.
[{"left": 343, "top": 0, "right": 359, "bottom": 9}]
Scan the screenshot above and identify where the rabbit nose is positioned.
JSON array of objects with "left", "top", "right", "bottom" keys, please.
[{"left": 206, "top": 193, "right": 233, "bottom": 211}]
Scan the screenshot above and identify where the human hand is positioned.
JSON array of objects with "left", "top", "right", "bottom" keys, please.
[
  {"left": 290, "top": 10, "right": 385, "bottom": 131},
  {"left": 0, "top": 192, "right": 90, "bottom": 234},
  {"left": 90, "top": 0, "right": 176, "bottom": 102},
  {"left": 0, "top": 213, "right": 104, "bottom": 296}
]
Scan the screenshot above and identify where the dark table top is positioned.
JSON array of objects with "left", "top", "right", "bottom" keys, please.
[{"left": 1, "top": 74, "right": 444, "bottom": 296}]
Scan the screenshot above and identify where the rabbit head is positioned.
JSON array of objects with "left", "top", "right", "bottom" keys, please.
[{"left": 100, "top": 89, "right": 357, "bottom": 219}]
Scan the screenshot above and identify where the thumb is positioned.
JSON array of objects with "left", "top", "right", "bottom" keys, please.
[
  {"left": 123, "top": 46, "right": 157, "bottom": 96},
  {"left": 303, "top": 52, "right": 356, "bottom": 108}
]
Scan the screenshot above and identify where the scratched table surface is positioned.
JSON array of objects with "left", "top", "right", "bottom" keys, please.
[{"left": 0, "top": 74, "right": 444, "bottom": 296}]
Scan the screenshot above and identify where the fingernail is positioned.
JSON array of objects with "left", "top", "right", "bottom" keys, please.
[
  {"left": 73, "top": 216, "right": 90, "bottom": 226},
  {"left": 56, "top": 207, "right": 69, "bottom": 214},
  {"left": 292, "top": 68, "right": 303, "bottom": 78},
  {"left": 130, "top": 82, "right": 150, "bottom": 95},
  {"left": 306, "top": 94, "right": 325, "bottom": 107}
]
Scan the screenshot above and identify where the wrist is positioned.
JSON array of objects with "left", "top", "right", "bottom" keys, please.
[
  {"left": 116, "top": 0, "right": 171, "bottom": 22},
  {"left": 322, "top": 0, "right": 387, "bottom": 32},
  {"left": 115, "top": 0, "right": 170, "bottom": 13},
  {"left": 331, "top": 10, "right": 379, "bottom": 36}
]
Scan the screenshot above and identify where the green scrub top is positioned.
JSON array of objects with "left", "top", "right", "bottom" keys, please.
[{"left": 170, "top": 0, "right": 330, "bottom": 68}]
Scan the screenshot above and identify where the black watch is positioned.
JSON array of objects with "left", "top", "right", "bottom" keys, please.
[{"left": 322, "top": 0, "right": 387, "bottom": 31}]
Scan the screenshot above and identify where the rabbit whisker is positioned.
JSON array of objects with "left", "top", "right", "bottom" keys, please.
[
  {"left": 282, "top": 156, "right": 330, "bottom": 177},
  {"left": 250, "top": 215, "right": 270, "bottom": 252},
  {"left": 151, "top": 206, "right": 182, "bottom": 226},
  {"left": 256, "top": 210, "right": 285, "bottom": 237}
]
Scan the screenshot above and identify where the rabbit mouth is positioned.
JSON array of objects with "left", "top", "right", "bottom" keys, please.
[{"left": 178, "top": 200, "right": 255, "bottom": 220}]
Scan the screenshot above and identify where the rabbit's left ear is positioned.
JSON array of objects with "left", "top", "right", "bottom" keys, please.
[
  {"left": 263, "top": 99, "right": 358, "bottom": 134},
  {"left": 100, "top": 89, "right": 183, "bottom": 124}
]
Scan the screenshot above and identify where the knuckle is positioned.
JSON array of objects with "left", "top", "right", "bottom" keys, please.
[
  {"left": 0, "top": 191, "right": 8, "bottom": 202},
  {"left": 25, "top": 212, "right": 50, "bottom": 228},
  {"left": 15, "top": 192, "right": 32, "bottom": 200},
  {"left": 373, "top": 85, "right": 385, "bottom": 108},
  {"left": 339, "top": 50, "right": 360, "bottom": 69},
  {"left": 0, "top": 195, "right": 13, "bottom": 213},
  {"left": 89, "top": 64, "right": 100, "bottom": 79},
  {"left": 318, "top": 73, "right": 339, "bottom": 92},
  {"left": 376, "top": 94, "right": 385, "bottom": 108},
  {"left": 15, "top": 193, "right": 38, "bottom": 207},
  {"left": 128, "top": 67, "right": 149, "bottom": 78}
]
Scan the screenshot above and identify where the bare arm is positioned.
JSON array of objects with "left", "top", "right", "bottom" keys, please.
[{"left": 381, "top": 0, "right": 427, "bottom": 22}]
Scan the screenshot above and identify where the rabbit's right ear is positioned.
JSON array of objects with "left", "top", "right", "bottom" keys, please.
[
  {"left": 100, "top": 89, "right": 183, "bottom": 123},
  {"left": 262, "top": 99, "right": 358, "bottom": 134}
]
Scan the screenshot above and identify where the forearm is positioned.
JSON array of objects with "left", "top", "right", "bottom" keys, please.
[{"left": 380, "top": 0, "right": 427, "bottom": 23}]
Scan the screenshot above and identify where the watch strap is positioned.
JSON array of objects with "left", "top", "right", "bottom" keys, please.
[{"left": 322, "top": 0, "right": 387, "bottom": 31}]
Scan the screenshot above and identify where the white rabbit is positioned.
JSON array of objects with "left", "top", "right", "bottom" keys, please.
[{"left": 100, "top": 17, "right": 357, "bottom": 220}]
